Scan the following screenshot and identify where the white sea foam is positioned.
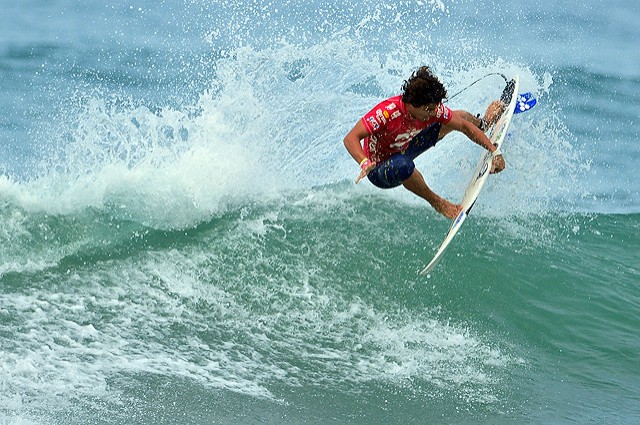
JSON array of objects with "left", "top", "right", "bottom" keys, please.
[{"left": 0, "top": 197, "right": 520, "bottom": 420}]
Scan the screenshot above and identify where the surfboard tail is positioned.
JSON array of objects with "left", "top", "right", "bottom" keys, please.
[{"left": 419, "top": 211, "right": 468, "bottom": 276}]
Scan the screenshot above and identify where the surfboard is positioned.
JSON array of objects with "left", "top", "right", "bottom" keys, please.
[{"left": 419, "top": 76, "right": 521, "bottom": 276}]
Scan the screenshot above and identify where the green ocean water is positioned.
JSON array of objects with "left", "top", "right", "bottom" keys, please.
[{"left": 1, "top": 186, "right": 638, "bottom": 424}]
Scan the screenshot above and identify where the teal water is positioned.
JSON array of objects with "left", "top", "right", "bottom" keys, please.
[
  {"left": 1, "top": 188, "right": 638, "bottom": 423},
  {"left": 1, "top": 0, "right": 639, "bottom": 423}
]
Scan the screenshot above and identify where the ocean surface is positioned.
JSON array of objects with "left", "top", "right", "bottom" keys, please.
[{"left": 1, "top": 0, "right": 638, "bottom": 424}]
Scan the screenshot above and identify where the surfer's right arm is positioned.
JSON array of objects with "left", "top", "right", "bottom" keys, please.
[
  {"left": 344, "top": 120, "right": 377, "bottom": 184},
  {"left": 445, "top": 110, "right": 506, "bottom": 174}
]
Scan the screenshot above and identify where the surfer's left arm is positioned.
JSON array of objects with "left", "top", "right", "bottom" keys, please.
[{"left": 447, "top": 111, "right": 506, "bottom": 174}]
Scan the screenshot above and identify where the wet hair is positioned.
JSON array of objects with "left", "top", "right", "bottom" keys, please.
[{"left": 401, "top": 66, "right": 448, "bottom": 107}]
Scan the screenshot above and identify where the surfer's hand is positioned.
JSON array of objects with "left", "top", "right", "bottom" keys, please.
[
  {"left": 437, "top": 201, "right": 463, "bottom": 220},
  {"left": 490, "top": 154, "right": 505, "bottom": 174},
  {"left": 355, "top": 159, "right": 376, "bottom": 184}
]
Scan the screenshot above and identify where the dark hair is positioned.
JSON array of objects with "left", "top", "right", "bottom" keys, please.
[{"left": 401, "top": 66, "right": 447, "bottom": 107}]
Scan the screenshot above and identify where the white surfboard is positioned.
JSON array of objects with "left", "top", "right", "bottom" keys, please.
[{"left": 419, "top": 76, "right": 520, "bottom": 276}]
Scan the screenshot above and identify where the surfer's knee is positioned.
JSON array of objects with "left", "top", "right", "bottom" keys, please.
[
  {"left": 367, "top": 154, "right": 415, "bottom": 189},
  {"left": 396, "top": 156, "right": 416, "bottom": 182}
]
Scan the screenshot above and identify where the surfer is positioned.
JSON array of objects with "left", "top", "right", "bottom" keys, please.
[{"left": 343, "top": 66, "right": 512, "bottom": 219}]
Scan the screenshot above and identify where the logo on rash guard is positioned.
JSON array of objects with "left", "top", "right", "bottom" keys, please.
[
  {"left": 391, "top": 129, "right": 421, "bottom": 149},
  {"left": 367, "top": 116, "right": 380, "bottom": 131},
  {"left": 369, "top": 135, "right": 379, "bottom": 154},
  {"left": 376, "top": 109, "right": 387, "bottom": 124}
]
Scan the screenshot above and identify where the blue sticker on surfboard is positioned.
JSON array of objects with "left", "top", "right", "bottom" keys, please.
[{"left": 514, "top": 92, "right": 537, "bottom": 114}]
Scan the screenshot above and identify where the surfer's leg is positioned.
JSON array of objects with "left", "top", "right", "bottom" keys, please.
[
  {"left": 367, "top": 154, "right": 415, "bottom": 189},
  {"left": 483, "top": 100, "right": 505, "bottom": 127},
  {"left": 402, "top": 169, "right": 462, "bottom": 219},
  {"left": 484, "top": 79, "right": 515, "bottom": 126},
  {"left": 366, "top": 152, "right": 462, "bottom": 219},
  {"left": 404, "top": 123, "right": 442, "bottom": 160}
]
